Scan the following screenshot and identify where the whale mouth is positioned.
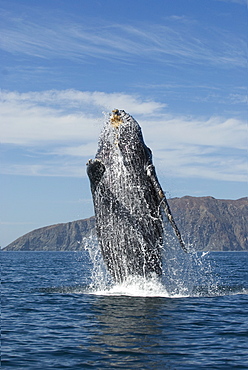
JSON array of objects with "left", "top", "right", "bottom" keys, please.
[{"left": 110, "top": 109, "right": 123, "bottom": 128}]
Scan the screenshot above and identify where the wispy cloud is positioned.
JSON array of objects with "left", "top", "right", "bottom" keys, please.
[
  {"left": 229, "top": 93, "right": 248, "bottom": 104},
  {"left": 0, "top": 10, "right": 246, "bottom": 68},
  {"left": 1, "top": 89, "right": 246, "bottom": 183},
  {"left": 1, "top": 89, "right": 164, "bottom": 145},
  {"left": 142, "top": 115, "right": 246, "bottom": 150},
  {"left": 140, "top": 115, "right": 247, "bottom": 182},
  {"left": 1, "top": 162, "right": 86, "bottom": 178}
]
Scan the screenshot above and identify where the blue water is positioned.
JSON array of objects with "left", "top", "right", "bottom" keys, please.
[{"left": 2, "top": 251, "right": 248, "bottom": 369}]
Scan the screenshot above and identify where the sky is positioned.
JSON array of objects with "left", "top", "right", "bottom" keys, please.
[{"left": 1, "top": 0, "right": 247, "bottom": 247}]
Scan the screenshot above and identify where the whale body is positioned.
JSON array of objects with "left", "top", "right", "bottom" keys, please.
[{"left": 87, "top": 110, "right": 186, "bottom": 283}]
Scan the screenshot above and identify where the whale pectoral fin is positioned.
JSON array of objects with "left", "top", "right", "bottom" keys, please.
[
  {"left": 87, "top": 159, "right": 105, "bottom": 191},
  {"left": 160, "top": 198, "right": 188, "bottom": 253},
  {"left": 146, "top": 163, "right": 187, "bottom": 253},
  {"left": 146, "top": 164, "right": 165, "bottom": 200}
]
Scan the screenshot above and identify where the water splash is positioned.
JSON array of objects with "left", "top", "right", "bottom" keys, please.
[
  {"left": 84, "top": 226, "right": 222, "bottom": 298},
  {"left": 85, "top": 111, "right": 225, "bottom": 298},
  {"left": 158, "top": 215, "right": 219, "bottom": 297}
]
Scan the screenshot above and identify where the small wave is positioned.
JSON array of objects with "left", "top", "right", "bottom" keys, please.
[{"left": 37, "top": 285, "right": 88, "bottom": 294}]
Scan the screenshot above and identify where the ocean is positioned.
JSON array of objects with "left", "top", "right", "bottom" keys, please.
[{"left": 2, "top": 250, "right": 248, "bottom": 370}]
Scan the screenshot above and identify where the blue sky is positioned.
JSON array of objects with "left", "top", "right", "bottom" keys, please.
[{"left": 1, "top": 0, "right": 247, "bottom": 247}]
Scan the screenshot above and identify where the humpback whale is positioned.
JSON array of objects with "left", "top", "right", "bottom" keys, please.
[{"left": 87, "top": 109, "right": 186, "bottom": 283}]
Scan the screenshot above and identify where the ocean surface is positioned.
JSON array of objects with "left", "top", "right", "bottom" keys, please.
[{"left": 2, "top": 250, "right": 248, "bottom": 370}]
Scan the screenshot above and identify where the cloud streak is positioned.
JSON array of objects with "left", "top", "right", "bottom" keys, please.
[
  {"left": 1, "top": 89, "right": 246, "bottom": 183},
  {"left": 1, "top": 89, "right": 164, "bottom": 145},
  {"left": 0, "top": 10, "right": 246, "bottom": 68}
]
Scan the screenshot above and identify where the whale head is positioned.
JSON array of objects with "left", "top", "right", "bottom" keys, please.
[{"left": 95, "top": 109, "right": 151, "bottom": 169}]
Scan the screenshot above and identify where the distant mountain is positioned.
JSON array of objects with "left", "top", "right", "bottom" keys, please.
[
  {"left": 3, "top": 197, "right": 248, "bottom": 252},
  {"left": 170, "top": 196, "right": 247, "bottom": 251},
  {"left": 3, "top": 217, "right": 96, "bottom": 252}
]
